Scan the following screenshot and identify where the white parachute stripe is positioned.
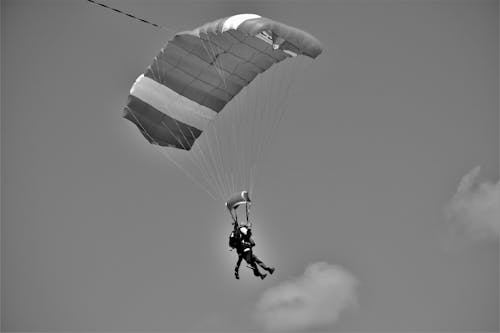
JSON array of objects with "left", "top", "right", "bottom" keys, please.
[
  {"left": 222, "top": 13, "right": 261, "bottom": 32},
  {"left": 130, "top": 74, "right": 218, "bottom": 130}
]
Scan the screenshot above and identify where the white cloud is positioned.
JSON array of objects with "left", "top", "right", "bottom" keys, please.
[
  {"left": 254, "top": 262, "right": 358, "bottom": 331},
  {"left": 444, "top": 166, "right": 500, "bottom": 241}
]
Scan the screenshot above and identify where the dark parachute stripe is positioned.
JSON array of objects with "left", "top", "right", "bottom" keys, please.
[{"left": 123, "top": 95, "right": 201, "bottom": 150}]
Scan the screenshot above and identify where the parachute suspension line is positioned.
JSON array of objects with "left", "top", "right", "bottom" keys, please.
[
  {"left": 203, "top": 34, "right": 244, "bottom": 198},
  {"left": 246, "top": 202, "right": 250, "bottom": 223},
  {"left": 261, "top": 59, "right": 286, "bottom": 165},
  {"left": 211, "top": 120, "right": 230, "bottom": 198},
  {"left": 148, "top": 36, "right": 309, "bottom": 201},
  {"left": 229, "top": 209, "right": 237, "bottom": 225},
  {"left": 201, "top": 35, "right": 227, "bottom": 90},
  {"left": 230, "top": 88, "right": 240, "bottom": 195},
  {"left": 240, "top": 64, "right": 258, "bottom": 197},
  {"left": 248, "top": 56, "right": 306, "bottom": 196},
  {"left": 237, "top": 45, "right": 256, "bottom": 194},
  {"left": 250, "top": 59, "right": 273, "bottom": 196},
  {"left": 244, "top": 74, "right": 255, "bottom": 191},
  {"left": 157, "top": 104, "right": 214, "bottom": 193},
  {"left": 194, "top": 132, "right": 220, "bottom": 199},
  {"left": 228, "top": 35, "right": 264, "bottom": 195},
  {"left": 198, "top": 35, "right": 231, "bottom": 198},
  {"left": 157, "top": 81, "right": 227, "bottom": 201},
  {"left": 258, "top": 57, "right": 279, "bottom": 180},
  {"left": 211, "top": 35, "right": 229, "bottom": 90},
  {"left": 231, "top": 83, "right": 240, "bottom": 196},
  {"left": 248, "top": 58, "right": 275, "bottom": 195},
  {"left": 240, "top": 86, "right": 252, "bottom": 194},
  {"left": 257, "top": 59, "right": 277, "bottom": 166},
  {"left": 193, "top": 139, "right": 225, "bottom": 200},
  {"left": 256, "top": 60, "right": 293, "bottom": 166},
  {"left": 158, "top": 120, "right": 220, "bottom": 199},
  {"left": 203, "top": 123, "right": 229, "bottom": 199},
  {"left": 125, "top": 109, "right": 217, "bottom": 200},
  {"left": 170, "top": 119, "right": 224, "bottom": 199},
  {"left": 244, "top": 78, "right": 255, "bottom": 192},
  {"left": 216, "top": 98, "right": 234, "bottom": 198},
  {"left": 129, "top": 52, "right": 223, "bottom": 199},
  {"left": 201, "top": 36, "right": 220, "bottom": 78},
  {"left": 248, "top": 71, "right": 262, "bottom": 195},
  {"left": 167, "top": 44, "right": 230, "bottom": 201},
  {"left": 158, "top": 148, "right": 217, "bottom": 200},
  {"left": 243, "top": 81, "right": 253, "bottom": 192},
  {"left": 242, "top": 46, "right": 266, "bottom": 194},
  {"left": 226, "top": 74, "right": 239, "bottom": 195},
  {"left": 134, "top": 63, "right": 226, "bottom": 201},
  {"left": 236, "top": 70, "right": 247, "bottom": 194},
  {"left": 247, "top": 65, "right": 262, "bottom": 197},
  {"left": 258, "top": 57, "right": 307, "bottom": 170},
  {"left": 86, "top": 0, "right": 176, "bottom": 33},
  {"left": 184, "top": 126, "right": 224, "bottom": 199},
  {"left": 191, "top": 126, "right": 228, "bottom": 200},
  {"left": 268, "top": 57, "right": 311, "bottom": 154},
  {"left": 213, "top": 121, "right": 229, "bottom": 198},
  {"left": 239, "top": 63, "right": 256, "bottom": 196}
]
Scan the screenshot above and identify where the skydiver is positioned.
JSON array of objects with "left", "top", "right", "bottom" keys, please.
[{"left": 230, "top": 224, "right": 275, "bottom": 280}]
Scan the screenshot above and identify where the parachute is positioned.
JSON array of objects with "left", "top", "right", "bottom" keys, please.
[
  {"left": 124, "top": 14, "right": 323, "bottom": 203},
  {"left": 226, "top": 190, "right": 251, "bottom": 211},
  {"left": 226, "top": 190, "right": 251, "bottom": 224}
]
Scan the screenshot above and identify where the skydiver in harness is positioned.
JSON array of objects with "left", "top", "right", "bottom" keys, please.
[{"left": 227, "top": 191, "right": 275, "bottom": 280}]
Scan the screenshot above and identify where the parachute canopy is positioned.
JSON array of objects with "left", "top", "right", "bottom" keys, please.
[
  {"left": 124, "top": 13, "right": 322, "bottom": 150},
  {"left": 124, "top": 14, "right": 323, "bottom": 200}
]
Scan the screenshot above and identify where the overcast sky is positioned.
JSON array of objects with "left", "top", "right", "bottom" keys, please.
[{"left": 2, "top": 0, "right": 498, "bottom": 332}]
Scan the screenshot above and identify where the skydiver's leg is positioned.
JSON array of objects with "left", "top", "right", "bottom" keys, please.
[
  {"left": 244, "top": 251, "right": 266, "bottom": 279},
  {"left": 253, "top": 254, "right": 275, "bottom": 274},
  {"left": 234, "top": 254, "right": 243, "bottom": 279}
]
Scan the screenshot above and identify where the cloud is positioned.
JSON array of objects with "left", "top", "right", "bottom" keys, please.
[
  {"left": 254, "top": 262, "right": 358, "bottom": 331},
  {"left": 444, "top": 166, "right": 500, "bottom": 241}
]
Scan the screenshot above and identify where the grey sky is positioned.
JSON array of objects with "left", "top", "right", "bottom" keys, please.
[{"left": 2, "top": 0, "right": 498, "bottom": 332}]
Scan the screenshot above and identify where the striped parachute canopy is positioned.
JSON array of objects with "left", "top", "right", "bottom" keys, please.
[{"left": 124, "top": 14, "right": 323, "bottom": 201}]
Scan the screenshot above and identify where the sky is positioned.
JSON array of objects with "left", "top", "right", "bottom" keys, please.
[{"left": 1, "top": 0, "right": 499, "bottom": 332}]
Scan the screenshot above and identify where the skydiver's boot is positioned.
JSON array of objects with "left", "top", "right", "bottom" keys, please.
[
  {"left": 258, "top": 262, "right": 275, "bottom": 275},
  {"left": 234, "top": 269, "right": 239, "bottom": 280},
  {"left": 252, "top": 266, "right": 267, "bottom": 280}
]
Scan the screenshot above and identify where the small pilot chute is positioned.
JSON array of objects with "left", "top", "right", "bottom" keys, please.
[{"left": 225, "top": 190, "right": 251, "bottom": 225}]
